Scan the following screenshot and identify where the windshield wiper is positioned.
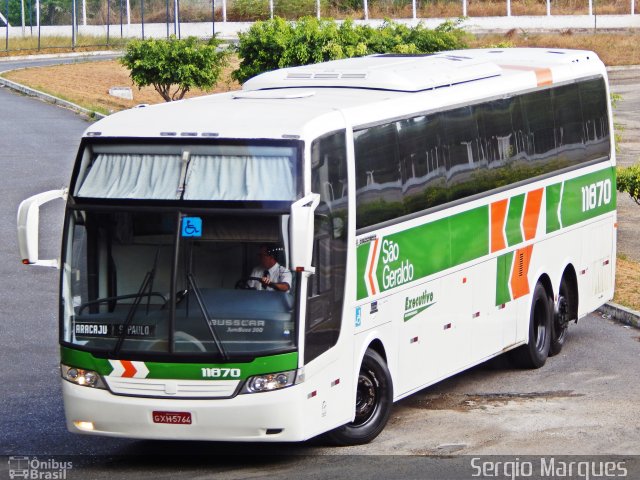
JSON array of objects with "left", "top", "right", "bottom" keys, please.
[
  {"left": 112, "top": 250, "right": 160, "bottom": 356},
  {"left": 187, "top": 273, "right": 229, "bottom": 361}
]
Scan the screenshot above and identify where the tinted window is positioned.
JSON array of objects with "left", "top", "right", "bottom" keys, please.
[
  {"left": 442, "top": 106, "right": 483, "bottom": 202},
  {"left": 306, "top": 131, "right": 349, "bottom": 363},
  {"left": 354, "top": 77, "right": 610, "bottom": 229},
  {"left": 398, "top": 115, "right": 447, "bottom": 214},
  {"left": 580, "top": 78, "right": 610, "bottom": 160},
  {"left": 354, "top": 123, "right": 403, "bottom": 228}
]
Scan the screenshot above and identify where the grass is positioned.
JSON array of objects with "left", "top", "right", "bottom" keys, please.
[
  {"left": 1, "top": 57, "right": 240, "bottom": 114},
  {"left": 0, "top": 35, "right": 128, "bottom": 57},
  {"left": 614, "top": 256, "right": 640, "bottom": 311},
  {"left": 469, "top": 31, "right": 640, "bottom": 66}
]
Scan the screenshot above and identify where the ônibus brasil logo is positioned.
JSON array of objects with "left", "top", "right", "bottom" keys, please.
[{"left": 8, "top": 456, "right": 73, "bottom": 479}]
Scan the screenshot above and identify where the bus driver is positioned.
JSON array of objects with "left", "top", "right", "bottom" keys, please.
[{"left": 247, "top": 245, "right": 292, "bottom": 292}]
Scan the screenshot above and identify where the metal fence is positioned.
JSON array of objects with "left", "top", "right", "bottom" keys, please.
[{"left": 2, "top": 0, "right": 638, "bottom": 52}]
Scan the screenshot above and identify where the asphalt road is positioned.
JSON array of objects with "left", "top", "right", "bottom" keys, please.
[
  {"left": 0, "top": 65, "right": 639, "bottom": 479},
  {"left": 609, "top": 68, "right": 640, "bottom": 263}
]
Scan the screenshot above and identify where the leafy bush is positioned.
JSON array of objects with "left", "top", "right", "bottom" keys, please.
[
  {"left": 120, "top": 35, "right": 228, "bottom": 102},
  {"left": 617, "top": 164, "right": 640, "bottom": 205},
  {"left": 232, "top": 17, "right": 468, "bottom": 84}
]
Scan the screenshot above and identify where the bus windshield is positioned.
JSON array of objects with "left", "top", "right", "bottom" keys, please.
[{"left": 61, "top": 209, "right": 298, "bottom": 359}]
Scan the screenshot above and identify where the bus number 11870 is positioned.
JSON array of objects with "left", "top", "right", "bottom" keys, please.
[{"left": 581, "top": 179, "right": 612, "bottom": 212}]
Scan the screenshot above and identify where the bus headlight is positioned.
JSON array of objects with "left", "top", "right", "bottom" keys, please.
[
  {"left": 241, "top": 368, "right": 303, "bottom": 394},
  {"left": 61, "top": 364, "right": 106, "bottom": 389}
]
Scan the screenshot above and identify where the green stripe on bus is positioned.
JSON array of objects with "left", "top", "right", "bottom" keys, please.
[
  {"left": 559, "top": 167, "right": 616, "bottom": 228},
  {"left": 450, "top": 206, "right": 489, "bottom": 266},
  {"left": 505, "top": 194, "right": 525, "bottom": 246},
  {"left": 393, "top": 215, "right": 451, "bottom": 280},
  {"left": 60, "top": 348, "right": 114, "bottom": 375},
  {"left": 496, "top": 251, "right": 514, "bottom": 306},
  {"left": 355, "top": 166, "right": 615, "bottom": 301},
  {"left": 545, "top": 183, "right": 563, "bottom": 233},
  {"left": 361, "top": 206, "right": 488, "bottom": 300},
  {"left": 60, "top": 347, "right": 298, "bottom": 380}
]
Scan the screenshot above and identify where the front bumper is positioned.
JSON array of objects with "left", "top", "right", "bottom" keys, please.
[{"left": 62, "top": 379, "right": 309, "bottom": 442}]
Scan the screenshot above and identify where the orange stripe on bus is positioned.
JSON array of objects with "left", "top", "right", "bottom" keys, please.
[
  {"left": 534, "top": 68, "right": 553, "bottom": 87},
  {"left": 510, "top": 245, "right": 533, "bottom": 300},
  {"left": 491, "top": 199, "right": 508, "bottom": 253},
  {"left": 498, "top": 64, "right": 553, "bottom": 87},
  {"left": 121, "top": 360, "right": 137, "bottom": 378},
  {"left": 522, "top": 188, "right": 544, "bottom": 241},
  {"left": 367, "top": 239, "right": 379, "bottom": 295}
]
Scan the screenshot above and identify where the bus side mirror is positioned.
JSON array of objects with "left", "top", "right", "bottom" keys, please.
[
  {"left": 290, "top": 193, "right": 320, "bottom": 273},
  {"left": 17, "top": 189, "right": 68, "bottom": 268}
]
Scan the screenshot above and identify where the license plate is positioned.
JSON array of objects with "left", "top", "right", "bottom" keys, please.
[{"left": 152, "top": 411, "right": 192, "bottom": 425}]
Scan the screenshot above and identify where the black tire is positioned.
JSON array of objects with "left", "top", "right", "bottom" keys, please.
[
  {"left": 550, "top": 277, "right": 572, "bottom": 356},
  {"left": 326, "top": 348, "right": 393, "bottom": 446},
  {"left": 510, "top": 282, "right": 552, "bottom": 369}
]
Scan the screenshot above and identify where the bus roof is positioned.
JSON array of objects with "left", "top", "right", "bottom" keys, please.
[{"left": 85, "top": 48, "right": 607, "bottom": 141}]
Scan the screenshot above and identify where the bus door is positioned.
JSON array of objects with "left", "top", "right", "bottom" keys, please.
[{"left": 305, "top": 131, "right": 349, "bottom": 365}]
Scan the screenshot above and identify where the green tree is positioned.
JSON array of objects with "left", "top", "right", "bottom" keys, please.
[
  {"left": 120, "top": 36, "right": 228, "bottom": 102},
  {"left": 617, "top": 164, "right": 640, "bottom": 205},
  {"left": 232, "top": 17, "right": 467, "bottom": 84}
]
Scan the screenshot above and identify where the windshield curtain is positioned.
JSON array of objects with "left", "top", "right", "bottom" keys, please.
[
  {"left": 74, "top": 144, "right": 299, "bottom": 202},
  {"left": 78, "top": 154, "right": 182, "bottom": 199},
  {"left": 62, "top": 209, "right": 297, "bottom": 359},
  {"left": 184, "top": 154, "right": 295, "bottom": 201}
]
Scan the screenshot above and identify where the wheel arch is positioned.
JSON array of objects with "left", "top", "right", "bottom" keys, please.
[
  {"left": 353, "top": 332, "right": 394, "bottom": 401},
  {"left": 367, "top": 338, "right": 388, "bottom": 364},
  {"left": 559, "top": 263, "right": 579, "bottom": 318},
  {"left": 536, "top": 272, "right": 554, "bottom": 301}
]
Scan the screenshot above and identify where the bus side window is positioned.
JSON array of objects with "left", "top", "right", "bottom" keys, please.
[
  {"left": 579, "top": 78, "right": 610, "bottom": 161},
  {"left": 397, "top": 115, "right": 447, "bottom": 211},
  {"left": 441, "top": 106, "right": 482, "bottom": 202},
  {"left": 306, "top": 130, "right": 349, "bottom": 364},
  {"left": 552, "top": 83, "right": 585, "bottom": 150},
  {"left": 521, "top": 89, "right": 556, "bottom": 158}
]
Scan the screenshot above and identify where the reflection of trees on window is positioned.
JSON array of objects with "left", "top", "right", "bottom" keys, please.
[
  {"left": 521, "top": 89, "right": 556, "bottom": 157},
  {"left": 354, "top": 77, "right": 611, "bottom": 230},
  {"left": 477, "top": 98, "right": 515, "bottom": 164},
  {"left": 354, "top": 123, "right": 401, "bottom": 190},
  {"left": 579, "top": 79, "right": 610, "bottom": 159},
  {"left": 553, "top": 84, "right": 584, "bottom": 149}
]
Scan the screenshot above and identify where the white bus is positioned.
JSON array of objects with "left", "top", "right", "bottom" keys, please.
[{"left": 18, "top": 48, "right": 616, "bottom": 445}]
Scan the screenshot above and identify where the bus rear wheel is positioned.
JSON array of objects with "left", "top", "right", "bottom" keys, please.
[
  {"left": 510, "top": 282, "right": 552, "bottom": 369},
  {"left": 326, "top": 348, "right": 393, "bottom": 446}
]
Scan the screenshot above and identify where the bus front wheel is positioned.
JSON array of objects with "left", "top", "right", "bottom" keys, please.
[
  {"left": 326, "top": 348, "right": 393, "bottom": 446},
  {"left": 510, "top": 282, "right": 552, "bottom": 369}
]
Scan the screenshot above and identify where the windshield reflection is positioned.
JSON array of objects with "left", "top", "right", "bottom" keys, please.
[{"left": 62, "top": 209, "right": 297, "bottom": 359}]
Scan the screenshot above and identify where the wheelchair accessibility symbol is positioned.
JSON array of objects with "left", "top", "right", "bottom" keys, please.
[{"left": 181, "top": 217, "right": 202, "bottom": 237}]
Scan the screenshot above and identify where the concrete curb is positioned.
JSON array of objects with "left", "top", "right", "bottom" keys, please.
[
  {"left": 0, "top": 50, "right": 121, "bottom": 63},
  {"left": 598, "top": 302, "right": 640, "bottom": 329},
  {"left": 0, "top": 76, "right": 106, "bottom": 120}
]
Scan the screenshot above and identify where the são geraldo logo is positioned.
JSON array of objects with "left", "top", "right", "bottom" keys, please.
[{"left": 380, "top": 238, "right": 414, "bottom": 290}]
